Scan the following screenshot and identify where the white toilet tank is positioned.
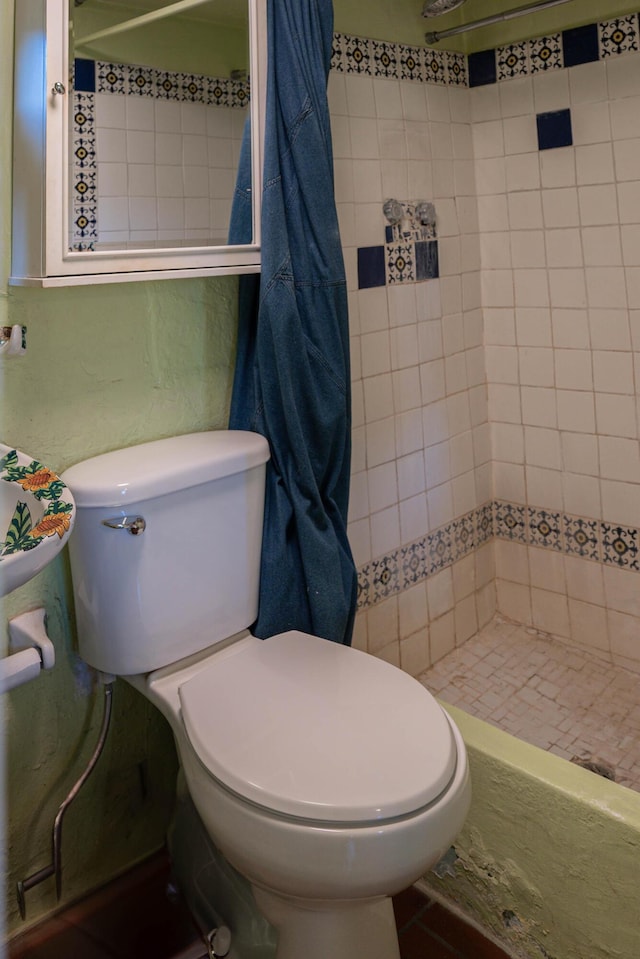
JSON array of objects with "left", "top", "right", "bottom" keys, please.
[{"left": 62, "top": 431, "right": 270, "bottom": 676}]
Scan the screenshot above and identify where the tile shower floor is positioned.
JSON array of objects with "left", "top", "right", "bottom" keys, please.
[{"left": 419, "top": 615, "right": 640, "bottom": 793}]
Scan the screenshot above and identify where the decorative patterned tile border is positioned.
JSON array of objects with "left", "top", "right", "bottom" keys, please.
[
  {"left": 331, "top": 32, "right": 467, "bottom": 85},
  {"left": 79, "top": 58, "right": 250, "bottom": 107},
  {"left": 468, "top": 13, "right": 640, "bottom": 87},
  {"left": 357, "top": 499, "right": 640, "bottom": 611},
  {"left": 494, "top": 501, "right": 640, "bottom": 573},
  {"left": 70, "top": 91, "right": 97, "bottom": 250},
  {"left": 357, "top": 501, "right": 482, "bottom": 610},
  {"left": 333, "top": 13, "right": 640, "bottom": 91}
]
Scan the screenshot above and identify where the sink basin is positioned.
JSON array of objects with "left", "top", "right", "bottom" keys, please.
[{"left": 0, "top": 444, "right": 75, "bottom": 596}]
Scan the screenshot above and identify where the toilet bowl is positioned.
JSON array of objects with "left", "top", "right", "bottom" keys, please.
[{"left": 62, "top": 432, "right": 471, "bottom": 959}]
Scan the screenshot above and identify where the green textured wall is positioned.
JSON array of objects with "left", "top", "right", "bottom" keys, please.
[
  {"left": 2, "top": 0, "right": 239, "bottom": 936},
  {"left": 425, "top": 708, "right": 640, "bottom": 959}
]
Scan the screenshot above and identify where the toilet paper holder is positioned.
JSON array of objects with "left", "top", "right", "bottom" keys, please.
[{"left": 0, "top": 608, "right": 55, "bottom": 694}]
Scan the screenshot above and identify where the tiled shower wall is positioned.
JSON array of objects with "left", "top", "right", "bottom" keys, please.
[
  {"left": 480, "top": 51, "right": 640, "bottom": 673},
  {"left": 335, "top": 17, "right": 640, "bottom": 677},
  {"left": 328, "top": 66, "right": 495, "bottom": 675}
]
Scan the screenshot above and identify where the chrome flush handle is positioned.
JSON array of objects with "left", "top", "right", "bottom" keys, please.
[{"left": 101, "top": 516, "right": 146, "bottom": 535}]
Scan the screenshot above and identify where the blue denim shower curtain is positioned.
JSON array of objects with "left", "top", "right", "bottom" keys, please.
[{"left": 228, "top": 0, "right": 357, "bottom": 645}]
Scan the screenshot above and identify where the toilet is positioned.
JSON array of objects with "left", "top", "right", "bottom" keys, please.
[{"left": 62, "top": 431, "right": 471, "bottom": 959}]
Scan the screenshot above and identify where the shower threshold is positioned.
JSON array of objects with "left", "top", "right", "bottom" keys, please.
[{"left": 418, "top": 615, "right": 640, "bottom": 794}]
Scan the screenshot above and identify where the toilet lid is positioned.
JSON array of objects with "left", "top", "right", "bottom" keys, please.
[{"left": 179, "top": 631, "right": 457, "bottom": 823}]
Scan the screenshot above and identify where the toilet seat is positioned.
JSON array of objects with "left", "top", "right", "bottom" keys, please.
[{"left": 179, "top": 631, "right": 457, "bottom": 824}]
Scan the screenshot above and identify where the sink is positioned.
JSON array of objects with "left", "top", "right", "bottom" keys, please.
[{"left": 0, "top": 444, "right": 75, "bottom": 596}]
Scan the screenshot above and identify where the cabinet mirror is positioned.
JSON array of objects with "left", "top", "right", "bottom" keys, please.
[{"left": 11, "top": 0, "right": 265, "bottom": 285}]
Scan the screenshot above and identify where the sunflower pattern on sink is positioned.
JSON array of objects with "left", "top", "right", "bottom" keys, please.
[{"left": 0, "top": 449, "right": 74, "bottom": 557}]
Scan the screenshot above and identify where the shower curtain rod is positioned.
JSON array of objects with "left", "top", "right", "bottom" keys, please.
[
  {"left": 75, "top": 0, "right": 213, "bottom": 48},
  {"left": 425, "top": 0, "right": 573, "bottom": 44}
]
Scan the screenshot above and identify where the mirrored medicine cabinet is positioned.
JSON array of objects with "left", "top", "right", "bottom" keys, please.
[{"left": 11, "top": 0, "right": 266, "bottom": 286}]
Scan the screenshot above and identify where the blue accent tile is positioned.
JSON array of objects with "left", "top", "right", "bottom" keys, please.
[
  {"left": 468, "top": 49, "right": 497, "bottom": 87},
  {"left": 415, "top": 240, "right": 439, "bottom": 281},
  {"left": 74, "top": 58, "right": 96, "bottom": 93},
  {"left": 357, "top": 246, "right": 386, "bottom": 289},
  {"left": 537, "top": 109, "right": 572, "bottom": 150},
  {"left": 385, "top": 225, "right": 394, "bottom": 243},
  {"left": 562, "top": 24, "right": 599, "bottom": 66}
]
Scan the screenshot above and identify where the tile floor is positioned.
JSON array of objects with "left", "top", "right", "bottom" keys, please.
[
  {"left": 420, "top": 615, "right": 640, "bottom": 793},
  {"left": 8, "top": 852, "right": 511, "bottom": 959}
]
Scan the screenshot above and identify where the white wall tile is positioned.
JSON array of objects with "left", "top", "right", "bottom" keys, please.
[
  {"left": 554, "top": 348, "right": 592, "bottom": 390},
  {"left": 398, "top": 582, "right": 429, "bottom": 640},
  {"left": 521, "top": 386, "right": 557, "bottom": 428},
  {"left": 95, "top": 92, "right": 126, "bottom": 128},
  {"left": 157, "top": 197, "right": 184, "bottom": 230},
  {"left": 601, "top": 478, "right": 640, "bottom": 527},
  {"left": 562, "top": 471, "right": 601, "bottom": 518},
  {"left": 129, "top": 196, "right": 157, "bottom": 230},
  {"left": 578, "top": 184, "right": 619, "bottom": 226},
  {"left": 503, "top": 115, "right": 538, "bottom": 155},
  {"left": 533, "top": 69, "right": 569, "bottom": 112},
  {"left": 529, "top": 545, "right": 565, "bottom": 593},
  {"left": 621, "top": 224, "right": 640, "bottom": 264},
  {"left": 595, "top": 393, "right": 637, "bottom": 438},
  {"left": 608, "top": 610, "right": 640, "bottom": 667},
  {"left": 426, "top": 84, "right": 453, "bottom": 122},
  {"left": 392, "top": 366, "right": 422, "bottom": 413},
  {"left": 525, "top": 464, "right": 563, "bottom": 509},
  {"left": 571, "top": 101, "right": 611, "bottom": 145},
  {"left": 617, "top": 181, "right": 640, "bottom": 224},
  {"left": 542, "top": 187, "right": 579, "bottom": 227},
  {"left": 545, "top": 227, "right": 583, "bottom": 267},
  {"left": 98, "top": 162, "right": 127, "bottom": 196},
  {"left": 552, "top": 308, "right": 590, "bottom": 347},
  {"left": 610, "top": 94, "right": 640, "bottom": 140},
  {"left": 399, "top": 492, "right": 429, "bottom": 542},
  {"left": 548, "top": 268, "right": 587, "bottom": 309},
  {"left": 556, "top": 390, "right": 596, "bottom": 433},
  {"left": 540, "top": 148, "right": 576, "bottom": 188},
  {"left": 506, "top": 153, "right": 540, "bottom": 192},
  {"left": 366, "top": 417, "right": 396, "bottom": 467},
  {"left": 561, "top": 432, "right": 599, "bottom": 475},
  {"left": 128, "top": 163, "right": 156, "bottom": 197},
  {"left": 593, "top": 349, "right": 634, "bottom": 393},
  {"left": 575, "top": 143, "right": 615, "bottom": 185},
  {"left": 477, "top": 194, "right": 509, "bottom": 232},
  {"left": 582, "top": 225, "right": 622, "bottom": 266},
  {"left": 598, "top": 436, "right": 640, "bottom": 482},
  {"left": 515, "top": 307, "right": 552, "bottom": 346},
  {"left": 127, "top": 130, "right": 155, "bottom": 164},
  {"left": 396, "top": 408, "right": 424, "bottom": 457},
  {"left": 361, "top": 331, "right": 391, "bottom": 377},
  {"left": 585, "top": 266, "right": 628, "bottom": 309},
  {"left": 499, "top": 76, "right": 534, "bottom": 117},
  {"left": 568, "top": 60, "right": 607, "bottom": 105},
  {"left": 368, "top": 461, "right": 398, "bottom": 513},
  {"left": 364, "top": 373, "right": 394, "bottom": 423},
  {"left": 370, "top": 504, "right": 401, "bottom": 557},
  {"left": 568, "top": 600, "right": 609, "bottom": 653},
  {"left": 525, "top": 425, "right": 561, "bottom": 469},
  {"left": 607, "top": 55, "right": 640, "bottom": 100}
]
